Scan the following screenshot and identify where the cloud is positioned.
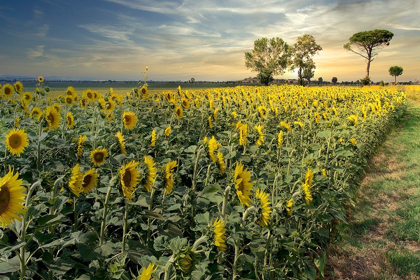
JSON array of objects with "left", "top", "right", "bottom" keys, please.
[{"left": 27, "top": 45, "right": 45, "bottom": 59}]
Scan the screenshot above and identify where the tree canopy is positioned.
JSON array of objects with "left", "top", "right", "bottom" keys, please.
[
  {"left": 389, "top": 66, "right": 403, "bottom": 84},
  {"left": 290, "top": 34, "right": 322, "bottom": 86},
  {"left": 344, "top": 29, "right": 394, "bottom": 78},
  {"left": 244, "top": 37, "right": 289, "bottom": 85}
]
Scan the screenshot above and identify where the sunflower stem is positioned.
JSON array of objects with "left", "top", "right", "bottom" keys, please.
[
  {"left": 221, "top": 186, "right": 231, "bottom": 216},
  {"left": 192, "top": 147, "right": 203, "bottom": 192},
  {"left": 232, "top": 241, "right": 240, "bottom": 280},
  {"left": 122, "top": 199, "right": 129, "bottom": 254},
  {"left": 99, "top": 181, "right": 113, "bottom": 247},
  {"left": 146, "top": 189, "right": 155, "bottom": 244},
  {"left": 73, "top": 198, "right": 78, "bottom": 231}
]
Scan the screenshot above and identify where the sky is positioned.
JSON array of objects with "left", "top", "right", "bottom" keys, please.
[{"left": 0, "top": 0, "right": 419, "bottom": 82}]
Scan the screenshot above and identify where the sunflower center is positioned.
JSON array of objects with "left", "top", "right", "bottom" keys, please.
[
  {"left": 94, "top": 153, "right": 104, "bottom": 162},
  {"left": 106, "top": 102, "right": 111, "bottom": 109},
  {"left": 9, "top": 134, "right": 22, "bottom": 149},
  {"left": 87, "top": 92, "right": 93, "bottom": 99},
  {"left": 66, "top": 97, "right": 73, "bottom": 104},
  {"left": 25, "top": 95, "right": 31, "bottom": 100},
  {"left": 47, "top": 113, "right": 54, "bottom": 124},
  {"left": 5, "top": 87, "right": 12, "bottom": 96},
  {"left": 123, "top": 170, "right": 132, "bottom": 187},
  {"left": 0, "top": 186, "right": 11, "bottom": 214},
  {"left": 141, "top": 88, "right": 147, "bottom": 94},
  {"left": 67, "top": 116, "right": 72, "bottom": 125},
  {"left": 82, "top": 175, "right": 92, "bottom": 188},
  {"left": 124, "top": 116, "right": 131, "bottom": 124}
]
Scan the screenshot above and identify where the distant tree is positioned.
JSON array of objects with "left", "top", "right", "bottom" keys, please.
[
  {"left": 389, "top": 66, "right": 403, "bottom": 84},
  {"left": 291, "top": 34, "right": 322, "bottom": 86},
  {"left": 190, "top": 77, "right": 195, "bottom": 83},
  {"left": 332, "top": 77, "right": 338, "bottom": 84},
  {"left": 245, "top": 37, "right": 289, "bottom": 85},
  {"left": 360, "top": 76, "right": 371, "bottom": 86},
  {"left": 318, "top": 77, "right": 323, "bottom": 85},
  {"left": 344, "top": 29, "right": 394, "bottom": 78},
  {"left": 302, "top": 61, "right": 315, "bottom": 85}
]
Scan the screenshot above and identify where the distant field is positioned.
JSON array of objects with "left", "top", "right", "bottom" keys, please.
[{"left": 17, "top": 81, "right": 251, "bottom": 96}]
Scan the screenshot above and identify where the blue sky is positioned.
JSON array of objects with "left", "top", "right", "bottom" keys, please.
[{"left": 1, "top": 0, "right": 419, "bottom": 82}]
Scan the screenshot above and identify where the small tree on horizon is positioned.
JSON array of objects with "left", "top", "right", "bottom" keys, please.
[
  {"left": 332, "top": 77, "right": 338, "bottom": 84},
  {"left": 244, "top": 37, "right": 289, "bottom": 85},
  {"left": 389, "top": 66, "right": 403, "bottom": 84}
]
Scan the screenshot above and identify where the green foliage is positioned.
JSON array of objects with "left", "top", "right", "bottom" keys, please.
[
  {"left": 344, "top": 29, "right": 394, "bottom": 77},
  {"left": 389, "top": 66, "right": 404, "bottom": 84},
  {"left": 245, "top": 37, "right": 289, "bottom": 85},
  {"left": 360, "top": 76, "right": 371, "bottom": 86}
]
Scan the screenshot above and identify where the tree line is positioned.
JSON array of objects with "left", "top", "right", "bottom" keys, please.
[{"left": 245, "top": 29, "right": 404, "bottom": 86}]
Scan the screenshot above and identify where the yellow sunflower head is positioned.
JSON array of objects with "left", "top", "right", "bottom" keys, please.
[
  {"left": 65, "top": 95, "right": 74, "bottom": 106},
  {"left": 69, "top": 164, "right": 83, "bottom": 197},
  {"left": 164, "top": 126, "right": 172, "bottom": 137},
  {"left": 120, "top": 160, "right": 141, "bottom": 200},
  {"left": 165, "top": 160, "right": 178, "bottom": 195},
  {"left": 81, "top": 169, "right": 98, "bottom": 194},
  {"left": 5, "top": 128, "right": 29, "bottom": 156},
  {"left": 137, "top": 263, "right": 157, "bottom": 280},
  {"left": 30, "top": 107, "right": 42, "bottom": 120},
  {"left": 80, "top": 98, "right": 88, "bottom": 109},
  {"left": 85, "top": 89, "right": 94, "bottom": 101},
  {"left": 144, "top": 155, "right": 157, "bottom": 192},
  {"left": 45, "top": 106, "right": 61, "bottom": 130},
  {"left": 0, "top": 167, "right": 26, "bottom": 229},
  {"left": 234, "top": 162, "right": 253, "bottom": 207},
  {"left": 66, "top": 112, "right": 75, "bottom": 129},
  {"left": 3, "top": 84, "right": 14, "bottom": 98},
  {"left": 14, "top": 81, "right": 23, "bottom": 94},
  {"left": 181, "top": 98, "right": 190, "bottom": 109},
  {"left": 90, "top": 148, "right": 108, "bottom": 166},
  {"left": 23, "top": 92, "right": 32, "bottom": 102},
  {"left": 213, "top": 218, "right": 227, "bottom": 252},
  {"left": 66, "top": 86, "right": 76, "bottom": 97},
  {"left": 53, "top": 103, "right": 61, "bottom": 113},
  {"left": 77, "top": 135, "right": 87, "bottom": 157},
  {"left": 140, "top": 86, "right": 148, "bottom": 95},
  {"left": 175, "top": 106, "right": 183, "bottom": 119},
  {"left": 115, "top": 131, "right": 127, "bottom": 155},
  {"left": 38, "top": 76, "right": 44, "bottom": 83},
  {"left": 255, "top": 189, "right": 272, "bottom": 227},
  {"left": 123, "top": 112, "right": 137, "bottom": 130}
]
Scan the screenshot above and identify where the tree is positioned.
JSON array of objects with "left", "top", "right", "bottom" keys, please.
[
  {"left": 389, "top": 66, "right": 403, "bottom": 84},
  {"left": 344, "top": 29, "right": 394, "bottom": 78},
  {"left": 318, "top": 77, "right": 323, "bottom": 85},
  {"left": 190, "top": 77, "right": 195, "bottom": 83},
  {"left": 245, "top": 37, "right": 289, "bottom": 85},
  {"left": 290, "top": 34, "right": 322, "bottom": 86},
  {"left": 302, "top": 60, "right": 315, "bottom": 85},
  {"left": 332, "top": 77, "right": 338, "bottom": 84}
]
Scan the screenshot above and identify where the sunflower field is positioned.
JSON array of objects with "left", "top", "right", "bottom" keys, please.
[{"left": 0, "top": 80, "right": 406, "bottom": 279}]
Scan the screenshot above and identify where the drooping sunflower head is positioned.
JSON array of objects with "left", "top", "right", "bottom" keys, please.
[
  {"left": 165, "top": 160, "right": 178, "bottom": 195},
  {"left": 123, "top": 112, "right": 137, "bottom": 130},
  {"left": 213, "top": 218, "right": 227, "bottom": 252},
  {"left": 81, "top": 169, "right": 98, "bottom": 194},
  {"left": 14, "top": 81, "right": 23, "bottom": 94},
  {"left": 68, "top": 164, "right": 83, "bottom": 197},
  {"left": 66, "top": 112, "right": 75, "bottom": 129},
  {"left": 3, "top": 84, "right": 14, "bottom": 98},
  {"left": 5, "top": 128, "right": 29, "bottom": 156},
  {"left": 45, "top": 106, "right": 61, "bottom": 130},
  {"left": 120, "top": 160, "right": 140, "bottom": 200},
  {"left": 115, "top": 131, "right": 127, "bottom": 155},
  {"left": 164, "top": 126, "right": 171, "bottom": 137},
  {"left": 144, "top": 155, "right": 157, "bottom": 192},
  {"left": 150, "top": 129, "right": 157, "bottom": 148},
  {"left": 255, "top": 189, "right": 272, "bottom": 227},
  {"left": 77, "top": 135, "right": 87, "bottom": 157},
  {"left": 0, "top": 167, "right": 26, "bottom": 229},
  {"left": 90, "top": 148, "right": 108, "bottom": 166},
  {"left": 234, "top": 162, "right": 253, "bottom": 207}
]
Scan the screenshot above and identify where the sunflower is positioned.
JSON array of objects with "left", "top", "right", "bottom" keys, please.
[
  {"left": 254, "top": 124, "right": 264, "bottom": 146},
  {"left": 81, "top": 169, "right": 98, "bottom": 194},
  {"left": 255, "top": 189, "right": 272, "bottom": 227},
  {"left": 194, "top": 99, "right": 200, "bottom": 108},
  {"left": 115, "top": 131, "right": 127, "bottom": 155},
  {"left": 5, "top": 129, "right": 29, "bottom": 156},
  {"left": 45, "top": 106, "right": 61, "bottom": 130},
  {"left": 14, "top": 118, "right": 20, "bottom": 128},
  {"left": 3, "top": 84, "right": 14, "bottom": 98},
  {"left": 302, "top": 168, "right": 314, "bottom": 204},
  {"left": 80, "top": 98, "right": 88, "bottom": 109},
  {"left": 23, "top": 92, "right": 32, "bottom": 102},
  {"left": 14, "top": 81, "right": 23, "bottom": 94},
  {"left": 213, "top": 218, "right": 227, "bottom": 252},
  {"left": 66, "top": 86, "right": 76, "bottom": 97},
  {"left": 137, "top": 263, "right": 157, "bottom": 280},
  {"left": 30, "top": 107, "right": 42, "bottom": 120},
  {"left": 181, "top": 98, "right": 190, "bottom": 109},
  {"left": 314, "top": 113, "right": 320, "bottom": 123},
  {"left": 90, "top": 148, "right": 108, "bottom": 166},
  {"left": 208, "top": 136, "right": 221, "bottom": 162},
  {"left": 286, "top": 198, "right": 293, "bottom": 216},
  {"left": 53, "top": 103, "right": 62, "bottom": 113},
  {"left": 65, "top": 112, "right": 75, "bottom": 129},
  {"left": 38, "top": 76, "right": 44, "bottom": 83},
  {"left": 0, "top": 168, "right": 26, "bottom": 229},
  {"left": 123, "top": 112, "right": 137, "bottom": 130},
  {"left": 120, "top": 160, "right": 140, "bottom": 200},
  {"left": 213, "top": 108, "right": 219, "bottom": 121},
  {"left": 84, "top": 89, "right": 94, "bottom": 101},
  {"left": 164, "top": 126, "right": 171, "bottom": 137},
  {"left": 144, "top": 156, "right": 157, "bottom": 192},
  {"left": 165, "top": 160, "right": 178, "bottom": 195},
  {"left": 77, "top": 135, "right": 87, "bottom": 157},
  {"left": 239, "top": 123, "right": 248, "bottom": 146},
  {"left": 175, "top": 106, "right": 183, "bottom": 119},
  {"left": 140, "top": 85, "right": 148, "bottom": 95},
  {"left": 350, "top": 138, "right": 357, "bottom": 146},
  {"left": 65, "top": 95, "right": 74, "bottom": 106},
  {"left": 69, "top": 164, "right": 83, "bottom": 197},
  {"left": 150, "top": 129, "right": 157, "bottom": 147},
  {"left": 234, "top": 162, "right": 253, "bottom": 207},
  {"left": 278, "top": 131, "right": 284, "bottom": 148},
  {"left": 217, "top": 152, "right": 225, "bottom": 174},
  {"left": 103, "top": 100, "right": 116, "bottom": 112},
  {"left": 280, "top": 121, "right": 291, "bottom": 132},
  {"left": 347, "top": 114, "right": 358, "bottom": 126}
]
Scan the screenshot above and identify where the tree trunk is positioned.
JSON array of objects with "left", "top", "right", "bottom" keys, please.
[
  {"left": 395, "top": 75, "right": 396, "bottom": 84},
  {"left": 366, "top": 59, "right": 371, "bottom": 78}
]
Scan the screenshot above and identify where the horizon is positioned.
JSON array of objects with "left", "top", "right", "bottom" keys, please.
[{"left": 1, "top": 0, "right": 419, "bottom": 83}]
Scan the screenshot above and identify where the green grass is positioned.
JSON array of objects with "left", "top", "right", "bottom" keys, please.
[{"left": 325, "top": 99, "right": 420, "bottom": 279}]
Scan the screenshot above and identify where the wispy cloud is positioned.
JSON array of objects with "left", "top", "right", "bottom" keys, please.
[{"left": 27, "top": 45, "right": 45, "bottom": 59}]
